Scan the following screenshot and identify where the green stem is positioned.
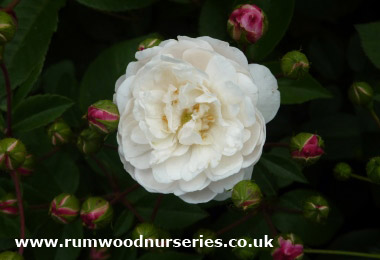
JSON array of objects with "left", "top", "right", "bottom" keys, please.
[
  {"left": 369, "top": 108, "right": 380, "bottom": 130},
  {"left": 304, "top": 249, "right": 380, "bottom": 259},
  {"left": 351, "top": 173, "right": 374, "bottom": 184}
]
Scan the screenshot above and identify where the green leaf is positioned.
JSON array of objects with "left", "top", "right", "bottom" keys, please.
[
  {"left": 13, "top": 94, "right": 74, "bottom": 133},
  {"left": 252, "top": 162, "right": 278, "bottom": 197},
  {"left": 272, "top": 189, "right": 343, "bottom": 246},
  {"left": 76, "top": 0, "right": 156, "bottom": 12},
  {"left": 54, "top": 220, "right": 83, "bottom": 260},
  {"left": 247, "top": 0, "right": 295, "bottom": 61},
  {"left": 266, "top": 62, "right": 332, "bottom": 104},
  {"left": 356, "top": 22, "right": 380, "bottom": 69},
  {"left": 0, "top": 215, "right": 19, "bottom": 251},
  {"left": 259, "top": 154, "right": 307, "bottom": 183},
  {"left": 139, "top": 251, "right": 203, "bottom": 260},
  {"left": 114, "top": 210, "right": 134, "bottom": 237},
  {"left": 136, "top": 195, "right": 209, "bottom": 230},
  {"left": 79, "top": 34, "right": 156, "bottom": 111},
  {"left": 44, "top": 151, "right": 80, "bottom": 194},
  {"left": 0, "top": 0, "right": 66, "bottom": 95},
  {"left": 199, "top": 0, "right": 231, "bottom": 40}
]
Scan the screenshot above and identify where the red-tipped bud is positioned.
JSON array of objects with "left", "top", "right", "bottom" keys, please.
[
  {"left": 49, "top": 193, "right": 80, "bottom": 224},
  {"left": 80, "top": 197, "right": 113, "bottom": 230},
  {"left": 15, "top": 154, "right": 35, "bottom": 176},
  {"left": 87, "top": 100, "right": 119, "bottom": 134},
  {"left": 231, "top": 180, "right": 263, "bottom": 211},
  {"left": 227, "top": 4, "right": 267, "bottom": 44},
  {"left": 272, "top": 234, "right": 304, "bottom": 260},
  {"left": 0, "top": 193, "right": 18, "bottom": 216},
  {"left": 47, "top": 119, "right": 73, "bottom": 146},
  {"left": 0, "top": 138, "right": 27, "bottom": 171},
  {"left": 138, "top": 38, "right": 162, "bottom": 51},
  {"left": 290, "top": 133, "right": 324, "bottom": 165}
]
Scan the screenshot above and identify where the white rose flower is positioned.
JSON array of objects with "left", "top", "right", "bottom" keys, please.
[{"left": 114, "top": 36, "right": 280, "bottom": 204}]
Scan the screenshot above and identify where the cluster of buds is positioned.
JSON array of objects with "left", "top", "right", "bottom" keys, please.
[
  {"left": 0, "top": 251, "right": 24, "bottom": 260},
  {"left": 0, "top": 138, "right": 27, "bottom": 171},
  {"left": 272, "top": 234, "right": 304, "bottom": 260},
  {"left": 0, "top": 193, "right": 18, "bottom": 216},
  {"left": 49, "top": 193, "right": 80, "bottom": 224},
  {"left": 303, "top": 195, "right": 329, "bottom": 223},
  {"left": 333, "top": 162, "right": 352, "bottom": 181},
  {"left": 80, "top": 197, "right": 113, "bottom": 230},
  {"left": 47, "top": 119, "right": 73, "bottom": 146},
  {"left": 227, "top": 4, "right": 267, "bottom": 45},
  {"left": 138, "top": 38, "right": 162, "bottom": 51},
  {"left": 281, "top": 51, "right": 310, "bottom": 79},
  {"left": 290, "top": 133, "right": 324, "bottom": 165},
  {"left": 366, "top": 157, "right": 380, "bottom": 184},
  {"left": 348, "top": 82, "right": 374, "bottom": 108},
  {"left": 193, "top": 229, "right": 217, "bottom": 255},
  {"left": 90, "top": 247, "right": 110, "bottom": 260},
  {"left": 232, "top": 237, "right": 258, "bottom": 260},
  {"left": 231, "top": 180, "right": 263, "bottom": 211}
]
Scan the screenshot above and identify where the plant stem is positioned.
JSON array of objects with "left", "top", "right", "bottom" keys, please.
[
  {"left": 304, "top": 249, "right": 380, "bottom": 259},
  {"left": 262, "top": 210, "right": 278, "bottom": 236},
  {"left": 264, "top": 142, "right": 289, "bottom": 148},
  {"left": 110, "top": 183, "right": 140, "bottom": 204},
  {"left": 1, "top": 0, "right": 20, "bottom": 12},
  {"left": 351, "top": 173, "right": 375, "bottom": 184},
  {"left": 216, "top": 210, "right": 258, "bottom": 236},
  {"left": 103, "top": 143, "right": 118, "bottom": 151},
  {"left": 150, "top": 194, "right": 163, "bottom": 222},
  {"left": 369, "top": 108, "right": 380, "bottom": 130},
  {"left": 37, "top": 147, "right": 61, "bottom": 162},
  {"left": 1, "top": 62, "right": 12, "bottom": 137},
  {"left": 11, "top": 172, "right": 25, "bottom": 255},
  {"left": 121, "top": 198, "right": 145, "bottom": 223}
]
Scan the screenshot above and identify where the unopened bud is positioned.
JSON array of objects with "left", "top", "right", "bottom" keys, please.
[
  {"left": 290, "top": 133, "right": 324, "bottom": 165},
  {"left": 232, "top": 237, "right": 259, "bottom": 260},
  {"left": 49, "top": 193, "right": 80, "bottom": 224},
  {"left": 348, "top": 82, "right": 374, "bottom": 107},
  {"left": 90, "top": 247, "right": 110, "bottom": 260},
  {"left": 231, "top": 180, "right": 262, "bottom": 211},
  {"left": 193, "top": 229, "right": 217, "bottom": 255},
  {"left": 227, "top": 4, "right": 267, "bottom": 44},
  {"left": 15, "top": 154, "right": 35, "bottom": 176},
  {"left": 87, "top": 100, "right": 119, "bottom": 134},
  {"left": 0, "top": 11, "right": 17, "bottom": 44},
  {"left": 281, "top": 51, "right": 310, "bottom": 79},
  {"left": 366, "top": 157, "right": 380, "bottom": 184},
  {"left": 77, "top": 129, "right": 104, "bottom": 154},
  {"left": 0, "top": 193, "right": 18, "bottom": 215},
  {"left": 138, "top": 38, "right": 162, "bottom": 51},
  {"left": 0, "top": 138, "right": 27, "bottom": 171},
  {"left": 0, "top": 251, "right": 24, "bottom": 260},
  {"left": 132, "top": 222, "right": 159, "bottom": 241},
  {"left": 80, "top": 197, "right": 113, "bottom": 230},
  {"left": 303, "top": 196, "right": 329, "bottom": 223},
  {"left": 47, "top": 119, "right": 73, "bottom": 146},
  {"left": 333, "top": 162, "right": 352, "bottom": 181},
  {"left": 272, "top": 234, "right": 303, "bottom": 260}
]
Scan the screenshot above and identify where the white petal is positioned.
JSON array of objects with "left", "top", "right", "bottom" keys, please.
[
  {"left": 208, "top": 152, "right": 243, "bottom": 181},
  {"left": 179, "top": 173, "right": 210, "bottom": 193},
  {"left": 135, "top": 168, "right": 174, "bottom": 193},
  {"left": 249, "top": 64, "right": 280, "bottom": 123},
  {"left": 151, "top": 152, "right": 190, "bottom": 183},
  {"left": 179, "top": 188, "right": 217, "bottom": 204}
]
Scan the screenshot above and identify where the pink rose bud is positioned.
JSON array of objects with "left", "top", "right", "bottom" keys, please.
[
  {"left": 80, "top": 197, "right": 113, "bottom": 230},
  {"left": 87, "top": 100, "right": 120, "bottom": 134},
  {"left": 0, "top": 138, "right": 27, "bottom": 171},
  {"left": 15, "top": 154, "right": 35, "bottom": 176},
  {"left": 90, "top": 247, "right": 110, "bottom": 260},
  {"left": 137, "top": 38, "right": 162, "bottom": 51},
  {"left": 227, "top": 4, "right": 267, "bottom": 44},
  {"left": 47, "top": 119, "right": 73, "bottom": 146},
  {"left": 290, "top": 133, "right": 324, "bottom": 165},
  {"left": 49, "top": 193, "right": 80, "bottom": 224},
  {"left": 0, "top": 193, "right": 18, "bottom": 216},
  {"left": 272, "top": 234, "right": 304, "bottom": 260}
]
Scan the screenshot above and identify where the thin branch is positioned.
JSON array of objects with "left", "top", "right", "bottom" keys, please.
[
  {"left": 37, "top": 147, "right": 61, "bottom": 162},
  {"left": 216, "top": 210, "right": 258, "bottom": 236},
  {"left": 263, "top": 210, "right": 278, "bottom": 236},
  {"left": 11, "top": 172, "right": 25, "bottom": 255},
  {"left": 103, "top": 143, "right": 118, "bottom": 151},
  {"left": 1, "top": 0, "right": 21, "bottom": 12},
  {"left": 121, "top": 198, "right": 145, "bottom": 222},
  {"left": 110, "top": 183, "right": 140, "bottom": 204},
  {"left": 1, "top": 62, "right": 13, "bottom": 137},
  {"left": 150, "top": 194, "right": 163, "bottom": 222}
]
